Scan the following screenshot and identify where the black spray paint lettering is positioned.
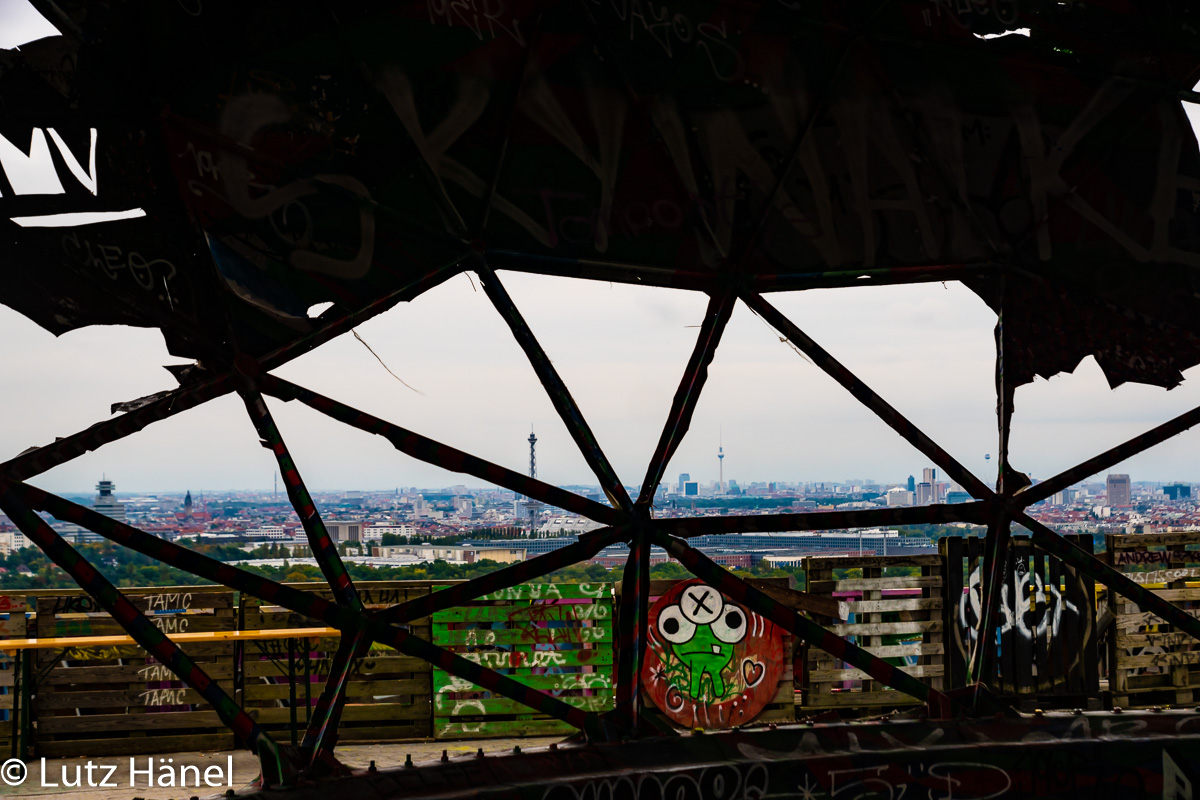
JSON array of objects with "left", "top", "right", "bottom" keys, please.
[
  {"left": 60, "top": 232, "right": 178, "bottom": 293},
  {"left": 585, "top": 0, "right": 744, "bottom": 81},
  {"left": 542, "top": 763, "right": 767, "bottom": 800},
  {"left": 214, "top": 94, "right": 375, "bottom": 279},
  {"left": 426, "top": 0, "right": 525, "bottom": 45},
  {"left": 375, "top": 67, "right": 552, "bottom": 246}
]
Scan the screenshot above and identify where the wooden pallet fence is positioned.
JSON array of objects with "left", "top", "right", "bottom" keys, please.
[
  {"left": 32, "top": 587, "right": 238, "bottom": 757},
  {"left": 1106, "top": 532, "right": 1200, "bottom": 708},
  {"left": 241, "top": 581, "right": 433, "bottom": 744},
  {"left": 432, "top": 583, "right": 613, "bottom": 739},
  {"left": 943, "top": 535, "right": 1099, "bottom": 706},
  {"left": 801, "top": 555, "right": 944, "bottom": 713},
  {"left": 0, "top": 594, "right": 29, "bottom": 757}
]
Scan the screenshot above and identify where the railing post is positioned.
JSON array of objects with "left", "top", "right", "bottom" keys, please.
[
  {"left": 289, "top": 637, "right": 298, "bottom": 746},
  {"left": 615, "top": 529, "right": 650, "bottom": 731},
  {"left": 20, "top": 650, "right": 31, "bottom": 759},
  {"left": 9, "top": 651, "right": 18, "bottom": 760}
]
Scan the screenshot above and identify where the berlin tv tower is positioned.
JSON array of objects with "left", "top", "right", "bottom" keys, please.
[{"left": 718, "top": 430, "right": 725, "bottom": 494}]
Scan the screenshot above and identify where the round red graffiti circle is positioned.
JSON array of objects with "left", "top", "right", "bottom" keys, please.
[{"left": 641, "top": 579, "right": 783, "bottom": 729}]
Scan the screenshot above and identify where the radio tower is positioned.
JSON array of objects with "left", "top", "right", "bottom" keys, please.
[
  {"left": 528, "top": 427, "right": 537, "bottom": 480},
  {"left": 526, "top": 427, "right": 540, "bottom": 533},
  {"left": 718, "top": 429, "right": 725, "bottom": 494}
]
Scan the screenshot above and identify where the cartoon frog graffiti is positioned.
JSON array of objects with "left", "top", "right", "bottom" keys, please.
[
  {"left": 656, "top": 583, "right": 748, "bottom": 701},
  {"left": 643, "top": 579, "right": 784, "bottom": 727}
]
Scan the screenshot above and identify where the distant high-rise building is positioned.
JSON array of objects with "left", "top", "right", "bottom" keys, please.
[
  {"left": 678, "top": 473, "right": 691, "bottom": 494},
  {"left": 1165, "top": 484, "right": 1191, "bottom": 501},
  {"left": 907, "top": 475, "right": 916, "bottom": 493},
  {"left": 1107, "top": 474, "right": 1132, "bottom": 507},
  {"left": 684, "top": 482, "right": 699, "bottom": 496},
  {"left": 1051, "top": 488, "right": 1077, "bottom": 506},
  {"left": 915, "top": 482, "right": 933, "bottom": 505},
  {"left": 922, "top": 468, "right": 940, "bottom": 502},
  {"left": 94, "top": 478, "right": 126, "bottom": 523}
]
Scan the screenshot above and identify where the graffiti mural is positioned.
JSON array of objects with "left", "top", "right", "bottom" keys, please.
[
  {"left": 642, "top": 580, "right": 782, "bottom": 729},
  {"left": 949, "top": 537, "right": 1097, "bottom": 696}
]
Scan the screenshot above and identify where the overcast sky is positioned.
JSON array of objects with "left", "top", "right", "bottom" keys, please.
[
  {"left": 8, "top": 272, "right": 1200, "bottom": 497},
  {"left": 5, "top": 5, "right": 1200, "bottom": 497}
]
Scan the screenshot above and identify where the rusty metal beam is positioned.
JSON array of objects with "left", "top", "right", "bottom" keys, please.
[
  {"left": 637, "top": 289, "right": 736, "bottom": 507},
  {"left": 376, "top": 526, "right": 626, "bottom": 625},
  {"left": 478, "top": 263, "right": 632, "bottom": 512},
  {"left": 743, "top": 291, "right": 993, "bottom": 501},
  {"left": 648, "top": 502, "right": 989, "bottom": 537},
  {"left": 239, "top": 387, "right": 364, "bottom": 612},
  {"left": 259, "top": 374, "right": 622, "bottom": 525}
]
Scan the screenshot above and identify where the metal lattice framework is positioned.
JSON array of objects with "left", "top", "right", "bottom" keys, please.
[
  {"left": 6, "top": 263, "right": 1200, "bottom": 786},
  {"left": 5, "top": 0, "right": 1200, "bottom": 789}
]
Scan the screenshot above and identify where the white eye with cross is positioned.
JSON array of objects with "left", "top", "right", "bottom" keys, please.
[
  {"left": 679, "top": 585, "right": 722, "bottom": 624},
  {"left": 657, "top": 604, "right": 695, "bottom": 644},
  {"left": 710, "top": 605, "right": 748, "bottom": 643}
]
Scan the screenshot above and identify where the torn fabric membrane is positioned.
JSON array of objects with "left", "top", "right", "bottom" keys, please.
[{"left": 0, "top": 1, "right": 1198, "bottom": 388}]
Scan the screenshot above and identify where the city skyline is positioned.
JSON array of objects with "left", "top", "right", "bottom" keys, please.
[{"left": 8, "top": 276, "right": 1200, "bottom": 494}]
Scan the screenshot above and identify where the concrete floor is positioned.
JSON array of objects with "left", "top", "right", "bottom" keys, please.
[{"left": 0, "top": 737, "right": 566, "bottom": 800}]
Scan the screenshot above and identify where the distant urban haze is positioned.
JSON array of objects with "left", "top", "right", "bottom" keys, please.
[{"left": 8, "top": 273, "right": 1200, "bottom": 496}]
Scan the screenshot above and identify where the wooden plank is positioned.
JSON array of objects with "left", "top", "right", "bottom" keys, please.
[
  {"left": 434, "top": 718, "right": 577, "bottom": 739},
  {"left": 809, "top": 576, "right": 943, "bottom": 593},
  {"left": 334, "top": 723, "right": 430, "bottom": 742},
  {"left": 804, "top": 555, "right": 942, "bottom": 570},
  {"left": 433, "top": 693, "right": 611, "bottom": 716},
  {"left": 244, "top": 677, "right": 430, "bottom": 701},
  {"left": 457, "top": 648, "right": 613, "bottom": 669},
  {"left": 1116, "top": 631, "right": 1200, "bottom": 648},
  {"left": 36, "top": 593, "right": 233, "bottom": 615},
  {"left": 1119, "top": 587, "right": 1200, "bottom": 602},
  {"left": 737, "top": 582, "right": 842, "bottom": 620},
  {"left": 433, "top": 605, "right": 612, "bottom": 623},
  {"left": 431, "top": 625, "right": 611, "bottom": 647},
  {"left": 42, "top": 662, "right": 237, "bottom": 684},
  {"left": 0, "top": 618, "right": 29, "bottom": 637},
  {"left": 244, "top": 655, "right": 429, "bottom": 678},
  {"left": 811, "top": 642, "right": 944, "bottom": 663},
  {"left": 843, "top": 598, "right": 942, "bottom": 614},
  {"left": 801, "top": 690, "right": 922, "bottom": 708},
  {"left": 49, "top": 643, "right": 236, "bottom": 661},
  {"left": 1116, "top": 607, "right": 1200, "bottom": 630},
  {"left": 808, "top": 664, "right": 945, "bottom": 683},
  {"left": 1118, "top": 650, "right": 1200, "bottom": 670},
  {"left": 824, "top": 620, "right": 942, "bottom": 637},
  {"left": 1109, "top": 532, "right": 1200, "bottom": 549},
  {"left": 0, "top": 597, "right": 28, "bottom": 613},
  {"left": 254, "top": 702, "right": 430, "bottom": 725},
  {"left": 38, "top": 684, "right": 235, "bottom": 709},
  {"left": 941, "top": 536, "right": 966, "bottom": 690},
  {"left": 31, "top": 614, "right": 235, "bottom": 639},
  {"left": 37, "top": 710, "right": 226, "bottom": 734},
  {"left": 434, "top": 671, "right": 613, "bottom": 693},
  {"left": 36, "top": 733, "right": 235, "bottom": 758},
  {"left": 442, "top": 584, "right": 612, "bottom": 602}
]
